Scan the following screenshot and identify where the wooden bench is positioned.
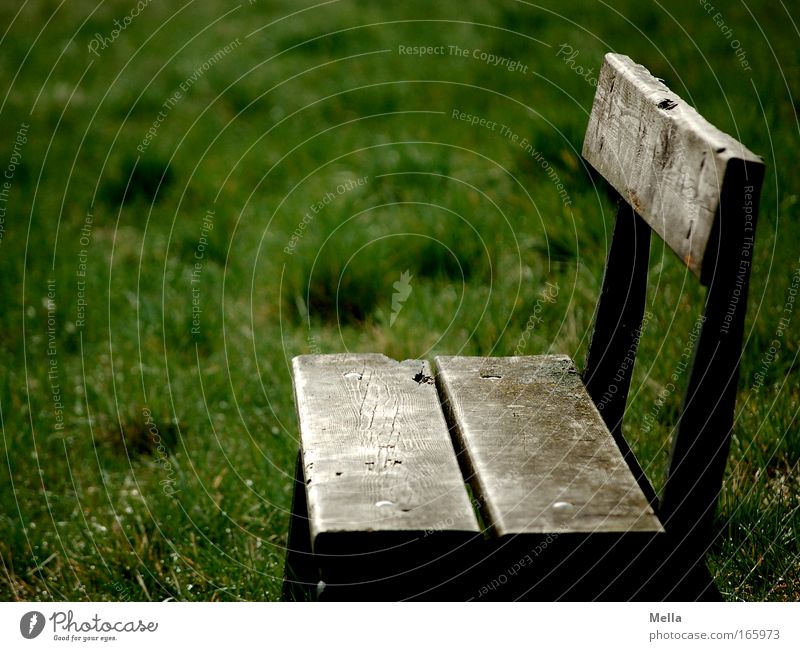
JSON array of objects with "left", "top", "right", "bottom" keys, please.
[{"left": 282, "top": 53, "right": 765, "bottom": 601}]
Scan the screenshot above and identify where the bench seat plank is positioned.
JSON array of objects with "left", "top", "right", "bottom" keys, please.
[
  {"left": 435, "top": 355, "right": 663, "bottom": 537},
  {"left": 292, "top": 353, "right": 480, "bottom": 548}
]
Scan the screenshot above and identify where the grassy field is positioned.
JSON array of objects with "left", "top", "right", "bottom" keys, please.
[{"left": 0, "top": 0, "right": 797, "bottom": 601}]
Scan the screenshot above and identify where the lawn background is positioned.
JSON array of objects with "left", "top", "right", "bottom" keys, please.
[{"left": 0, "top": 0, "right": 797, "bottom": 601}]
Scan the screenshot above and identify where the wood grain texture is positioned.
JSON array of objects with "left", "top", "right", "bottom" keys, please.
[
  {"left": 292, "top": 354, "right": 480, "bottom": 549},
  {"left": 582, "top": 53, "right": 763, "bottom": 281},
  {"left": 435, "top": 355, "right": 663, "bottom": 537}
]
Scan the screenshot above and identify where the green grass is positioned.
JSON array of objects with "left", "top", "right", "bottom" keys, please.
[{"left": 0, "top": 0, "right": 797, "bottom": 601}]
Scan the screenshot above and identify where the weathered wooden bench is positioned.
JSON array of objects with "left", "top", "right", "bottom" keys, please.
[{"left": 282, "top": 53, "right": 764, "bottom": 600}]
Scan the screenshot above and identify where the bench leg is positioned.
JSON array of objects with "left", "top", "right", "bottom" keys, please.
[{"left": 281, "top": 451, "right": 317, "bottom": 601}]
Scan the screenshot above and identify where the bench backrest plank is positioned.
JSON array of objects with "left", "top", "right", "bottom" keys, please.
[
  {"left": 435, "top": 354, "right": 662, "bottom": 537},
  {"left": 292, "top": 353, "right": 480, "bottom": 547},
  {"left": 583, "top": 53, "right": 762, "bottom": 282}
]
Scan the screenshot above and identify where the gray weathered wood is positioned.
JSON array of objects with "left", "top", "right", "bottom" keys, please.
[
  {"left": 435, "top": 355, "right": 663, "bottom": 537},
  {"left": 292, "top": 353, "right": 480, "bottom": 548},
  {"left": 582, "top": 53, "right": 762, "bottom": 281}
]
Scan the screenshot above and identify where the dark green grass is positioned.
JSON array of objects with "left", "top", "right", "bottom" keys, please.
[{"left": 0, "top": 0, "right": 797, "bottom": 600}]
